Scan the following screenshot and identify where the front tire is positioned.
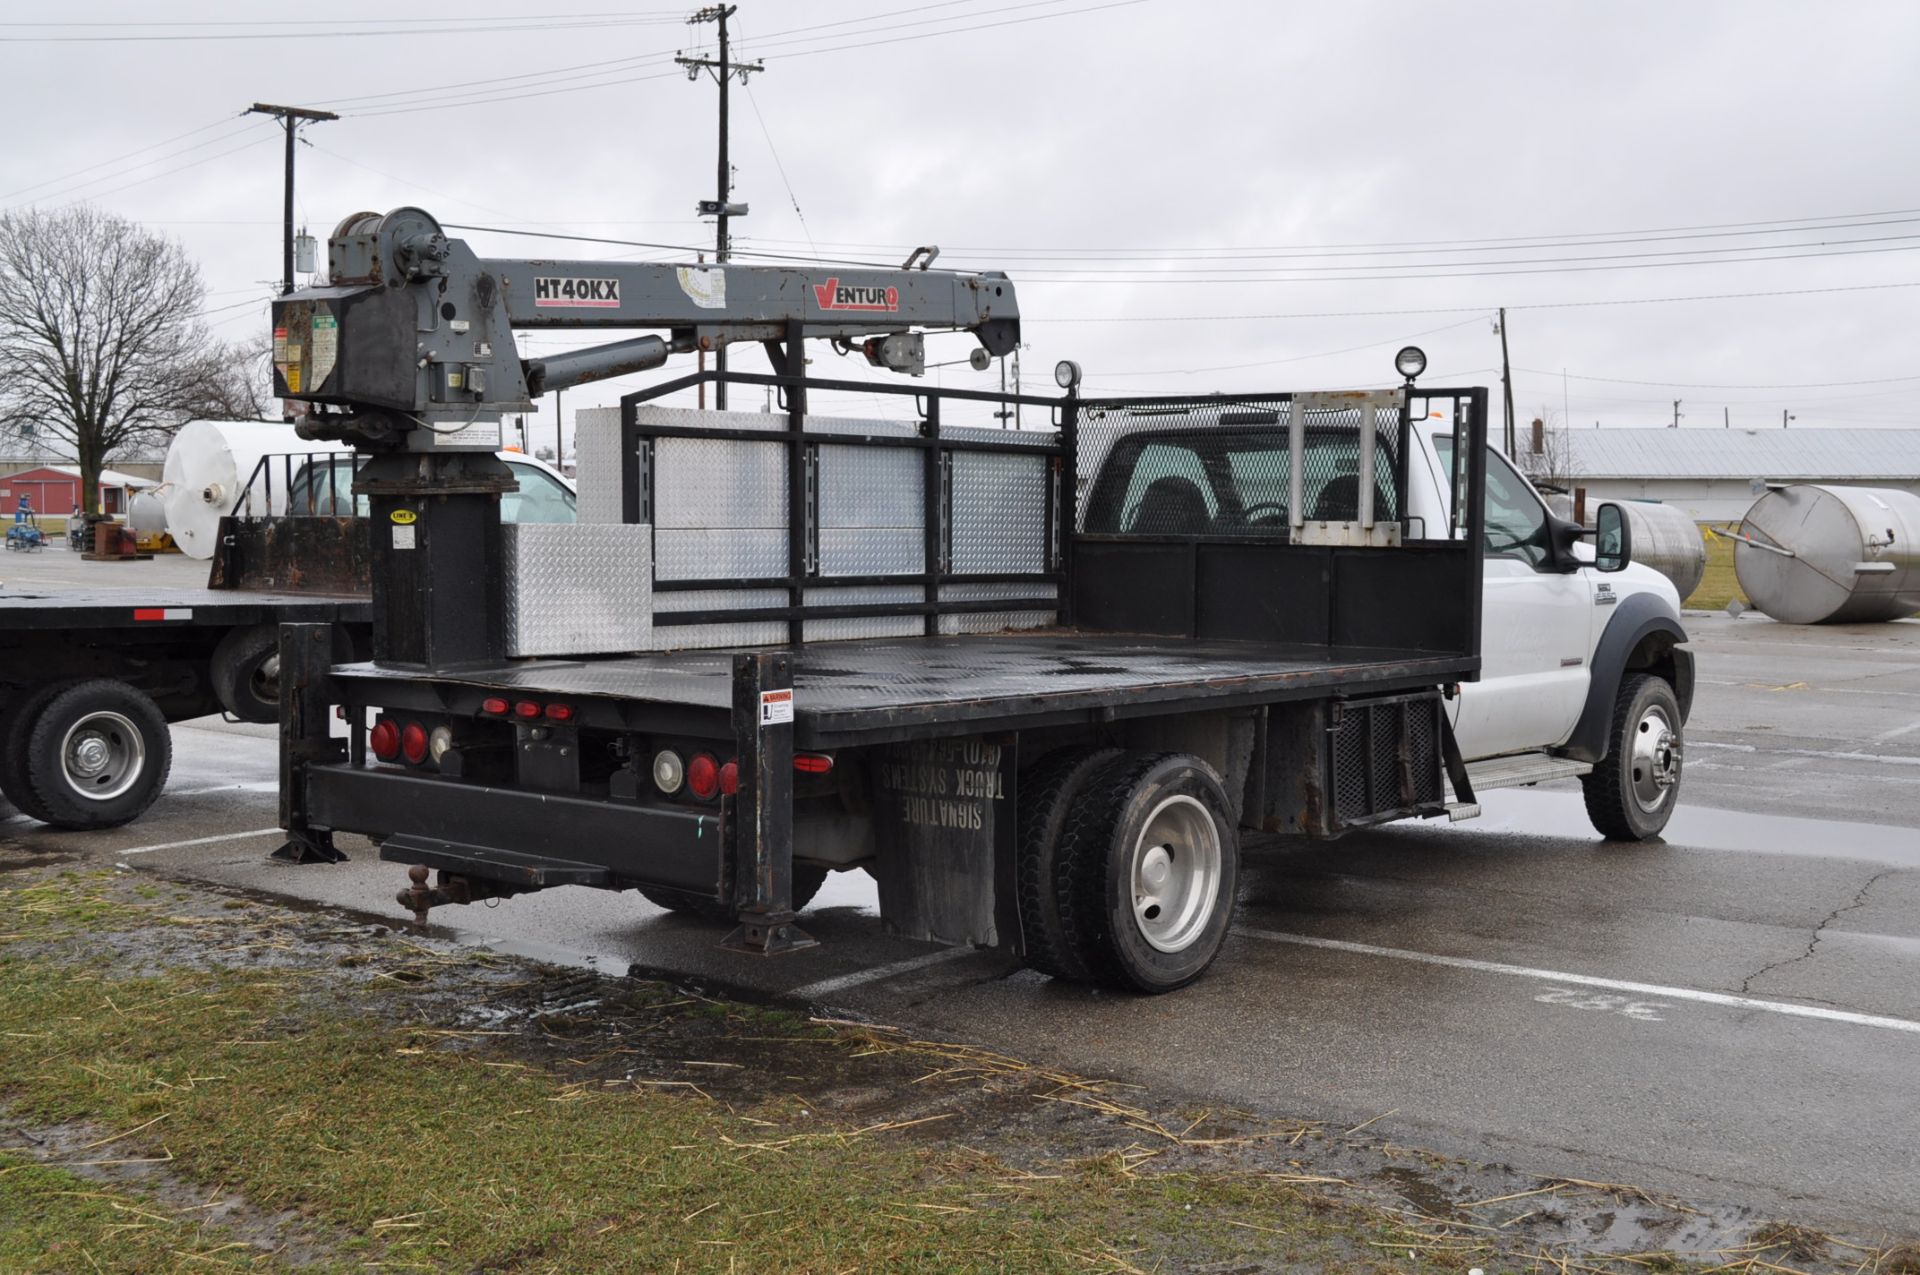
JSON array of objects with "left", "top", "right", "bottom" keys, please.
[
  {"left": 1581, "top": 674, "right": 1683, "bottom": 841},
  {"left": 1052, "top": 752, "right": 1239, "bottom": 994},
  {"left": 22, "top": 680, "right": 173, "bottom": 830}
]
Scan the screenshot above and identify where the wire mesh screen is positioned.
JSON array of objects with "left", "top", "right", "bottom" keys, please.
[{"left": 1074, "top": 397, "right": 1404, "bottom": 538}]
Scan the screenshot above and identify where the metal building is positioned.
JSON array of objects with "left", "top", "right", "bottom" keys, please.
[{"left": 1548, "top": 428, "right": 1920, "bottom": 522}]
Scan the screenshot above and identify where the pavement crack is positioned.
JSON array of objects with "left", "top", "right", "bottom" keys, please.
[{"left": 1738, "top": 869, "right": 1895, "bottom": 996}]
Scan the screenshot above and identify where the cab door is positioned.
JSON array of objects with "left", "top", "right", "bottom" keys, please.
[{"left": 1431, "top": 440, "right": 1593, "bottom": 759}]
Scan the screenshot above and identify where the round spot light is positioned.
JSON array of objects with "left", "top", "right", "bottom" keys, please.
[{"left": 1394, "top": 345, "right": 1427, "bottom": 380}]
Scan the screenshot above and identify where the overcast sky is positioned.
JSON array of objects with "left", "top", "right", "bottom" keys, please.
[{"left": 4, "top": 0, "right": 1917, "bottom": 453}]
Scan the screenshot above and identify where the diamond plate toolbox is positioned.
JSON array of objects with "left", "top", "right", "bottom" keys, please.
[{"left": 501, "top": 523, "right": 653, "bottom": 657}]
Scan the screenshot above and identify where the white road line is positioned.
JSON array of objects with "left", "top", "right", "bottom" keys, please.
[
  {"left": 790, "top": 946, "right": 975, "bottom": 999},
  {"left": 1876, "top": 719, "right": 1920, "bottom": 743},
  {"left": 119, "top": 827, "right": 284, "bottom": 857},
  {"left": 1691, "top": 740, "right": 1920, "bottom": 767},
  {"left": 1234, "top": 928, "right": 1920, "bottom": 1037}
]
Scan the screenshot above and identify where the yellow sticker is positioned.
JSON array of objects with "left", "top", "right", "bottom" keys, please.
[{"left": 390, "top": 509, "right": 418, "bottom": 525}]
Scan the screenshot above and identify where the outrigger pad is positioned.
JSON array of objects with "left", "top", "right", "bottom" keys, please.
[
  {"left": 271, "top": 831, "right": 348, "bottom": 864},
  {"left": 721, "top": 915, "right": 818, "bottom": 956}
]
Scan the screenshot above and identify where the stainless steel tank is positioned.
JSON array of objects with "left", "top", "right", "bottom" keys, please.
[
  {"left": 1736, "top": 484, "right": 1920, "bottom": 624},
  {"left": 1610, "top": 500, "right": 1706, "bottom": 601}
]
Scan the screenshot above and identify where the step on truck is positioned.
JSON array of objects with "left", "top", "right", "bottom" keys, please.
[{"left": 267, "top": 207, "right": 1690, "bottom": 992}]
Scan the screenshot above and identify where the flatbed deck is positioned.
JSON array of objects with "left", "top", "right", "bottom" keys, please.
[
  {"left": 0, "top": 585, "right": 370, "bottom": 630},
  {"left": 334, "top": 633, "right": 1479, "bottom": 747}
]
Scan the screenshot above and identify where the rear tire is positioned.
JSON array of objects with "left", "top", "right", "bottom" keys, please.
[
  {"left": 23, "top": 680, "right": 173, "bottom": 830},
  {"left": 1051, "top": 752, "right": 1239, "bottom": 994},
  {"left": 639, "top": 863, "right": 828, "bottom": 925},
  {"left": 0, "top": 679, "right": 87, "bottom": 825},
  {"left": 210, "top": 625, "right": 282, "bottom": 724},
  {"left": 1581, "top": 674, "right": 1683, "bottom": 841},
  {"left": 1014, "top": 746, "right": 1120, "bottom": 982}
]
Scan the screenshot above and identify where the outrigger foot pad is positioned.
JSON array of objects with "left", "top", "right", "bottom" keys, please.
[
  {"left": 270, "top": 831, "right": 347, "bottom": 864},
  {"left": 722, "top": 913, "right": 819, "bottom": 956}
]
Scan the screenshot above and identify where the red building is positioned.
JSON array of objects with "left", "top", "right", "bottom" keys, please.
[{"left": 0, "top": 466, "right": 155, "bottom": 519}]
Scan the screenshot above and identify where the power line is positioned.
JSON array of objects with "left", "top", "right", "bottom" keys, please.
[
  {"left": 1088, "top": 315, "right": 1493, "bottom": 378},
  {"left": 339, "top": 0, "right": 1140, "bottom": 118},
  {"left": 3, "top": 120, "right": 262, "bottom": 209},
  {"left": 0, "top": 116, "right": 238, "bottom": 202},
  {"left": 1511, "top": 366, "right": 1920, "bottom": 391},
  {"left": 0, "top": 16, "right": 685, "bottom": 42},
  {"left": 1027, "top": 279, "right": 1920, "bottom": 322},
  {"left": 739, "top": 205, "right": 1920, "bottom": 258},
  {"left": 25, "top": 128, "right": 279, "bottom": 208}
]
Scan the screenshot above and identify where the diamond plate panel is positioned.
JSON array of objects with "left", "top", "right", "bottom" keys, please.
[
  {"left": 500, "top": 523, "right": 652, "bottom": 656},
  {"left": 647, "top": 587, "right": 788, "bottom": 651},
  {"left": 819, "top": 529, "right": 922, "bottom": 575},
  {"left": 573, "top": 406, "right": 625, "bottom": 525},
  {"left": 951, "top": 451, "right": 1047, "bottom": 573},
  {"left": 654, "top": 529, "right": 788, "bottom": 580},
  {"left": 654, "top": 437, "right": 787, "bottom": 529},
  {"left": 802, "top": 584, "right": 922, "bottom": 642},
  {"left": 936, "top": 581, "right": 1056, "bottom": 634},
  {"left": 819, "top": 444, "right": 921, "bottom": 527}
]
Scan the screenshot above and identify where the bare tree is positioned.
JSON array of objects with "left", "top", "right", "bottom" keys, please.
[
  {"left": 0, "top": 206, "right": 255, "bottom": 512},
  {"left": 1516, "top": 406, "right": 1575, "bottom": 493}
]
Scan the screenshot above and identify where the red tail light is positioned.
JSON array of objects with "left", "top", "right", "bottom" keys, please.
[
  {"left": 401, "top": 722, "right": 429, "bottom": 764},
  {"left": 719, "top": 759, "right": 739, "bottom": 796},
  {"left": 794, "top": 752, "right": 834, "bottom": 775},
  {"left": 514, "top": 700, "right": 541, "bottom": 719},
  {"left": 686, "top": 753, "right": 720, "bottom": 800},
  {"left": 544, "top": 703, "right": 573, "bottom": 722},
  {"left": 370, "top": 719, "right": 399, "bottom": 761},
  {"left": 481, "top": 697, "right": 508, "bottom": 715}
]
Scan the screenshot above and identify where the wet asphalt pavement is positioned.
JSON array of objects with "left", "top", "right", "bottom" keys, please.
[{"left": 4, "top": 548, "right": 1918, "bottom": 1237}]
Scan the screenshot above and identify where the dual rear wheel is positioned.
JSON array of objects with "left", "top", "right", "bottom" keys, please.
[
  {"left": 1017, "top": 749, "right": 1239, "bottom": 994},
  {"left": 0, "top": 678, "right": 173, "bottom": 830}
]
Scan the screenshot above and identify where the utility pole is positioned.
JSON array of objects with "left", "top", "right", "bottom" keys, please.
[
  {"left": 245, "top": 103, "right": 338, "bottom": 295},
  {"left": 678, "top": 7, "right": 761, "bottom": 410},
  {"left": 1671, "top": 399, "right": 1682, "bottom": 429},
  {"left": 1495, "top": 308, "right": 1515, "bottom": 454}
]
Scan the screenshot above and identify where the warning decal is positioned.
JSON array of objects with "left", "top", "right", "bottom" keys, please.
[
  {"left": 758, "top": 688, "right": 794, "bottom": 726},
  {"left": 676, "top": 266, "right": 726, "bottom": 310}
]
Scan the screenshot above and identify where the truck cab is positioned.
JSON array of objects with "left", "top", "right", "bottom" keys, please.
[{"left": 1077, "top": 398, "right": 1692, "bottom": 840}]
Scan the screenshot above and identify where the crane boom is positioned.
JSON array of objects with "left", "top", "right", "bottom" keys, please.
[{"left": 270, "top": 207, "right": 1018, "bottom": 448}]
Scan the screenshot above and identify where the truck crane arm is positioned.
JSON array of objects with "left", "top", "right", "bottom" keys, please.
[{"left": 270, "top": 207, "right": 1019, "bottom": 448}]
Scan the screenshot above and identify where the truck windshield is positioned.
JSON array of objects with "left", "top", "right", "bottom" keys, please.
[
  {"left": 1085, "top": 429, "right": 1398, "bottom": 536},
  {"left": 283, "top": 457, "right": 577, "bottom": 524}
]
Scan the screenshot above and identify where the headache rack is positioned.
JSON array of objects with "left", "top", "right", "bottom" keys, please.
[{"left": 598, "top": 365, "right": 1487, "bottom": 661}]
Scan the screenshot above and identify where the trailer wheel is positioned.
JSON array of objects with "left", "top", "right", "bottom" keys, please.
[
  {"left": 639, "top": 864, "right": 829, "bottom": 925},
  {"left": 1581, "top": 674, "right": 1683, "bottom": 841},
  {"left": 0, "top": 678, "right": 88, "bottom": 825},
  {"left": 210, "top": 625, "right": 282, "bottom": 724},
  {"left": 22, "top": 680, "right": 173, "bottom": 830},
  {"left": 1052, "top": 752, "right": 1238, "bottom": 994},
  {"left": 1014, "top": 746, "right": 1120, "bottom": 982}
]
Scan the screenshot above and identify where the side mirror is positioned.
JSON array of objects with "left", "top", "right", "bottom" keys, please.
[{"left": 1594, "top": 503, "right": 1632, "bottom": 573}]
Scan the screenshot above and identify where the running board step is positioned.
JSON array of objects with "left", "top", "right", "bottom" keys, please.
[{"left": 1453, "top": 752, "right": 1593, "bottom": 797}]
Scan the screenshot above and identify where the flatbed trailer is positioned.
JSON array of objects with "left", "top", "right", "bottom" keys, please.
[{"left": 0, "top": 570, "right": 368, "bottom": 830}]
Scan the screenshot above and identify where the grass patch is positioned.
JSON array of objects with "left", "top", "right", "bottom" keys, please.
[{"left": 1685, "top": 526, "right": 1748, "bottom": 611}]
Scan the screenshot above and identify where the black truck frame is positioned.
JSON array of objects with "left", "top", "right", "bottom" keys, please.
[{"left": 278, "top": 366, "right": 1488, "bottom": 992}]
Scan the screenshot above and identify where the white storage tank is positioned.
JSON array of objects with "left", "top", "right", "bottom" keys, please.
[
  {"left": 160, "top": 420, "right": 349, "bottom": 559},
  {"left": 1611, "top": 500, "right": 1706, "bottom": 602},
  {"left": 1735, "top": 484, "right": 1920, "bottom": 624}
]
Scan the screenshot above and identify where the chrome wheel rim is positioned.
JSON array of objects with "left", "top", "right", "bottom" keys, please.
[
  {"left": 1629, "top": 704, "right": 1681, "bottom": 814},
  {"left": 1129, "top": 795, "right": 1222, "bottom": 954},
  {"left": 60, "top": 711, "right": 145, "bottom": 802}
]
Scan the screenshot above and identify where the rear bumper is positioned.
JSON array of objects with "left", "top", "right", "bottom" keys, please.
[{"left": 306, "top": 766, "right": 723, "bottom": 894}]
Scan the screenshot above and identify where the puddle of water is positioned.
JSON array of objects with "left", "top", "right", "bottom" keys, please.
[{"left": 1430, "top": 786, "right": 1920, "bottom": 868}]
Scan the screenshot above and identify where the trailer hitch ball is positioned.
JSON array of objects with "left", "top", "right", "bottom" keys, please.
[{"left": 398, "top": 865, "right": 435, "bottom": 925}]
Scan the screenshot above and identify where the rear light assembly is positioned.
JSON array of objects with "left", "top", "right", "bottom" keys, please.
[
  {"left": 401, "top": 722, "right": 429, "bottom": 764},
  {"left": 481, "top": 697, "right": 509, "bottom": 715},
  {"left": 652, "top": 749, "right": 685, "bottom": 794},
  {"left": 686, "top": 753, "right": 720, "bottom": 801},
  {"left": 544, "top": 703, "right": 573, "bottom": 722},
  {"left": 369, "top": 719, "right": 399, "bottom": 761},
  {"left": 719, "top": 759, "right": 739, "bottom": 796},
  {"left": 514, "top": 700, "right": 541, "bottom": 719},
  {"left": 794, "top": 752, "right": 834, "bottom": 775}
]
